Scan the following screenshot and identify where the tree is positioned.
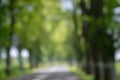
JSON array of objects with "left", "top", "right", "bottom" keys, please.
[
  {"left": 79, "top": 0, "right": 119, "bottom": 80},
  {"left": 5, "top": 0, "right": 16, "bottom": 75}
]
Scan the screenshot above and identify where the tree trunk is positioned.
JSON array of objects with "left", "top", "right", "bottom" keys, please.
[
  {"left": 5, "top": 0, "right": 15, "bottom": 75},
  {"left": 104, "top": 61, "right": 117, "bottom": 80},
  {"left": 18, "top": 48, "right": 24, "bottom": 70},
  {"left": 93, "top": 52, "right": 104, "bottom": 80},
  {"left": 86, "top": 47, "right": 94, "bottom": 75},
  {"left": 72, "top": 1, "right": 83, "bottom": 69},
  {"left": 29, "top": 50, "right": 34, "bottom": 68},
  {"left": 6, "top": 47, "right": 11, "bottom": 75},
  {"left": 82, "top": 19, "right": 95, "bottom": 74},
  {"left": 103, "top": 47, "right": 117, "bottom": 80},
  {"left": 35, "top": 57, "right": 39, "bottom": 68},
  {"left": 77, "top": 53, "right": 83, "bottom": 69}
]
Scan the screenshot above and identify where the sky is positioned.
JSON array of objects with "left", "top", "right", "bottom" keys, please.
[
  {"left": 60, "top": 0, "right": 73, "bottom": 11},
  {"left": 115, "top": 49, "right": 120, "bottom": 61},
  {"left": 1, "top": 46, "right": 29, "bottom": 59}
]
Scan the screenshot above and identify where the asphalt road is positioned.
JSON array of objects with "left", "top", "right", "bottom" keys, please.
[{"left": 14, "top": 65, "right": 78, "bottom": 80}]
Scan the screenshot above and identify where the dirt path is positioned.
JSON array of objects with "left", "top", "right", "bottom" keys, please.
[{"left": 14, "top": 65, "right": 78, "bottom": 80}]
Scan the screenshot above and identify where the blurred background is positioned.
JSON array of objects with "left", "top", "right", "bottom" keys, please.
[{"left": 0, "top": 0, "right": 120, "bottom": 80}]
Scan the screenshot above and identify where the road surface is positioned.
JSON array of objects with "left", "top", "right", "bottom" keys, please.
[{"left": 14, "top": 65, "right": 78, "bottom": 80}]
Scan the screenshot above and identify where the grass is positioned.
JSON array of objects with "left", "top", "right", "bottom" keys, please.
[
  {"left": 0, "top": 61, "right": 119, "bottom": 80},
  {"left": 9, "top": 66, "right": 31, "bottom": 80},
  {"left": 0, "top": 60, "right": 32, "bottom": 80},
  {"left": 0, "top": 65, "right": 31, "bottom": 80},
  {"left": 0, "top": 61, "right": 63, "bottom": 80},
  {"left": 69, "top": 65, "right": 94, "bottom": 80},
  {"left": 115, "top": 62, "right": 120, "bottom": 80},
  {"left": 69, "top": 62, "right": 120, "bottom": 80}
]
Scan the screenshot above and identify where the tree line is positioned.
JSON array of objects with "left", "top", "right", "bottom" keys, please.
[{"left": 72, "top": 0, "right": 120, "bottom": 80}]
